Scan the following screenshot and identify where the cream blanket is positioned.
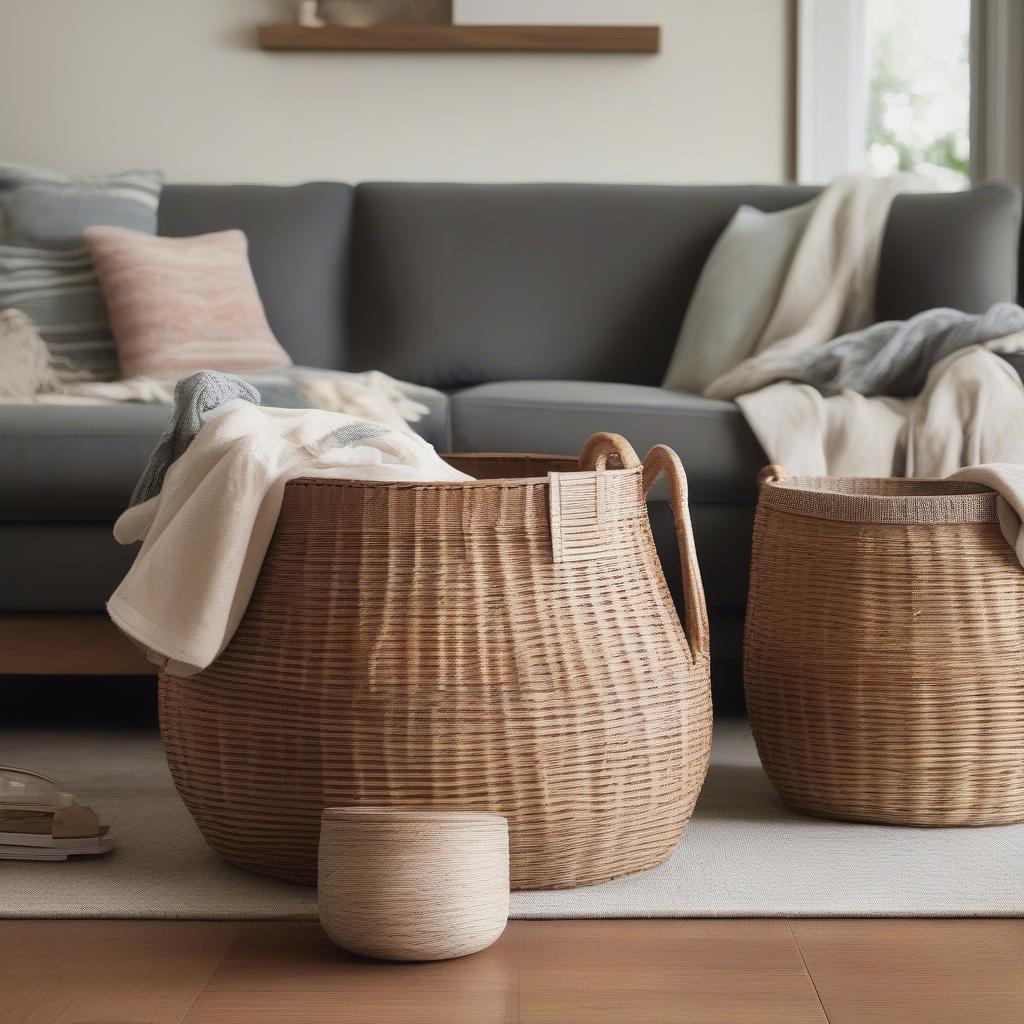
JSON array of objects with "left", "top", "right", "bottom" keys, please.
[
  {"left": 951, "top": 463, "right": 1024, "bottom": 568},
  {"left": 703, "top": 175, "right": 1024, "bottom": 478},
  {"left": 3, "top": 365, "right": 431, "bottom": 435},
  {"left": 109, "top": 402, "right": 471, "bottom": 677},
  {"left": 705, "top": 174, "right": 915, "bottom": 401}
]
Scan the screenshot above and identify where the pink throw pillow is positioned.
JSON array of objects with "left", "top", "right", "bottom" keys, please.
[{"left": 83, "top": 226, "right": 291, "bottom": 378}]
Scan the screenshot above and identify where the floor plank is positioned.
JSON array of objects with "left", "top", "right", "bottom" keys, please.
[
  {"left": 182, "top": 921, "right": 518, "bottom": 1024},
  {"left": 516, "top": 919, "right": 828, "bottom": 1024},
  {"left": 0, "top": 920, "right": 239, "bottom": 1024},
  {"left": 4, "top": 918, "right": 1022, "bottom": 1024},
  {"left": 791, "top": 919, "right": 1024, "bottom": 1024},
  {"left": 182, "top": 920, "right": 828, "bottom": 1024}
]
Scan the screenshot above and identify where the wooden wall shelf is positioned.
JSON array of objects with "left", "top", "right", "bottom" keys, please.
[{"left": 258, "top": 23, "right": 660, "bottom": 54}]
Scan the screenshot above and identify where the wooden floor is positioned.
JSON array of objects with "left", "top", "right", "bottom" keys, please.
[{"left": 1, "top": 919, "right": 1021, "bottom": 1023}]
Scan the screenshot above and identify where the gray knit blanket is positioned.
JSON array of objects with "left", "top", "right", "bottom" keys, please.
[
  {"left": 129, "top": 372, "right": 260, "bottom": 506},
  {"left": 708, "top": 302, "right": 1024, "bottom": 400},
  {"left": 129, "top": 370, "right": 394, "bottom": 507}
]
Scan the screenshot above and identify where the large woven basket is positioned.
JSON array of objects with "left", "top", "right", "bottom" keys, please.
[
  {"left": 159, "top": 432, "right": 712, "bottom": 889},
  {"left": 745, "top": 466, "right": 1024, "bottom": 827}
]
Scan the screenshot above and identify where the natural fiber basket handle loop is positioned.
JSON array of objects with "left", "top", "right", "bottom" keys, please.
[
  {"left": 757, "top": 465, "right": 789, "bottom": 487},
  {"left": 579, "top": 432, "right": 643, "bottom": 472},
  {"left": 642, "top": 445, "right": 710, "bottom": 660},
  {"left": 549, "top": 433, "right": 641, "bottom": 563}
]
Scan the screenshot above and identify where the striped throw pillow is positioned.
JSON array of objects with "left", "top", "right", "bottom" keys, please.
[
  {"left": 83, "top": 226, "right": 291, "bottom": 379},
  {"left": 0, "top": 164, "right": 162, "bottom": 250},
  {"left": 0, "top": 163, "right": 163, "bottom": 380},
  {"left": 0, "top": 245, "right": 119, "bottom": 382}
]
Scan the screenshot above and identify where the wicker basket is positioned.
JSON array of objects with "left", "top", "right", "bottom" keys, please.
[
  {"left": 160, "top": 432, "right": 712, "bottom": 888},
  {"left": 745, "top": 466, "right": 1024, "bottom": 827}
]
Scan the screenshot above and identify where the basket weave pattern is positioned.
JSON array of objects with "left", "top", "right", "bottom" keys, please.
[
  {"left": 160, "top": 434, "right": 712, "bottom": 888},
  {"left": 745, "top": 467, "right": 1024, "bottom": 827}
]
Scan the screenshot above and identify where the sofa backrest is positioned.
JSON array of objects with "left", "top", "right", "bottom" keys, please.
[
  {"left": 346, "top": 182, "right": 1021, "bottom": 389},
  {"left": 158, "top": 180, "right": 1021, "bottom": 388},
  {"left": 347, "top": 183, "right": 822, "bottom": 389},
  {"left": 159, "top": 182, "right": 353, "bottom": 369}
]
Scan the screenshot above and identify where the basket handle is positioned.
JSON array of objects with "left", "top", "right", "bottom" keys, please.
[
  {"left": 641, "top": 445, "right": 709, "bottom": 660},
  {"left": 757, "top": 465, "right": 789, "bottom": 487},
  {"left": 578, "top": 432, "right": 642, "bottom": 472}
]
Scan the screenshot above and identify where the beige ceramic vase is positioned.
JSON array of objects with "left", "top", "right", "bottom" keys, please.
[{"left": 317, "top": 808, "right": 510, "bottom": 961}]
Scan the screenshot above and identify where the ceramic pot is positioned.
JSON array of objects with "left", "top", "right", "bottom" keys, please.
[{"left": 318, "top": 807, "right": 509, "bottom": 961}]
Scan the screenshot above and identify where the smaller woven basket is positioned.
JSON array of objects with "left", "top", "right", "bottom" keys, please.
[
  {"left": 745, "top": 466, "right": 1024, "bottom": 827},
  {"left": 318, "top": 808, "right": 509, "bottom": 961}
]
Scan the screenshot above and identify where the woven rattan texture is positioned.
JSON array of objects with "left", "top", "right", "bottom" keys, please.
[
  {"left": 763, "top": 474, "right": 999, "bottom": 525},
  {"left": 160, "top": 436, "right": 712, "bottom": 889},
  {"left": 746, "top": 475, "right": 1024, "bottom": 827}
]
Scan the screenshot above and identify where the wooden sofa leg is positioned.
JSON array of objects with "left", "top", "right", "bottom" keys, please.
[{"left": 0, "top": 615, "right": 154, "bottom": 675}]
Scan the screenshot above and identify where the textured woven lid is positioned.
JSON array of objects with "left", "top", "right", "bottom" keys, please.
[
  {"left": 322, "top": 807, "right": 508, "bottom": 826},
  {"left": 760, "top": 472, "right": 999, "bottom": 525}
]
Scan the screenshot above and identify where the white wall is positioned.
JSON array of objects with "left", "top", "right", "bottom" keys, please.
[{"left": 0, "top": 0, "right": 790, "bottom": 184}]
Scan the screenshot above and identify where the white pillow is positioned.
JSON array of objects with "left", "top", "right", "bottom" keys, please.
[{"left": 662, "top": 201, "right": 814, "bottom": 394}]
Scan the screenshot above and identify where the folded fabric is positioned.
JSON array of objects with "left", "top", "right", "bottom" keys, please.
[
  {"left": 129, "top": 371, "right": 261, "bottom": 506},
  {"left": 949, "top": 463, "right": 1024, "bottom": 569},
  {"left": 705, "top": 174, "right": 920, "bottom": 400},
  {"left": 0, "top": 308, "right": 58, "bottom": 397},
  {"left": 17, "top": 364, "right": 431, "bottom": 429},
  {"left": 712, "top": 303, "right": 1024, "bottom": 403},
  {"left": 109, "top": 402, "right": 472, "bottom": 676},
  {"left": 661, "top": 200, "right": 814, "bottom": 393},
  {"left": 739, "top": 335, "right": 1024, "bottom": 477},
  {"left": 83, "top": 226, "right": 291, "bottom": 379}
]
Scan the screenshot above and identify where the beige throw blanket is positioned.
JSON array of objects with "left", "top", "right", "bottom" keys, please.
[
  {"left": 951, "top": 463, "right": 1024, "bottom": 568},
  {"left": 706, "top": 174, "right": 915, "bottom": 401},
  {"left": 703, "top": 175, "right": 1024, "bottom": 478},
  {"left": 738, "top": 338, "right": 1024, "bottom": 478},
  {"left": 109, "top": 402, "right": 471, "bottom": 677}
]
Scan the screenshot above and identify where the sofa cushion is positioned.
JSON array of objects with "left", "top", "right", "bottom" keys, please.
[
  {"left": 84, "top": 226, "right": 291, "bottom": 378},
  {"left": 347, "top": 182, "right": 1019, "bottom": 391},
  {"left": 450, "top": 380, "right": 767, "bottom": 504},
  {"left": 877, "top": 183, "right": 1021, "bottom": 321},
  {"left": 0, "top": 390, "right": 452, "bottom": 522},
  {"left": 158, "top": 183, "right": 353, "bottom": 370},
  {"left": 348, "top": 183, "right": 819, "bottom": 390},
  {"left": 0, "top": 163, "right": 162, "bottom": 250},
  {"left": 0, "top": 523, "right": 137, "bottom": 610},
  {"left": 0, "top": 404, "right": 170, "bottom": 521}
]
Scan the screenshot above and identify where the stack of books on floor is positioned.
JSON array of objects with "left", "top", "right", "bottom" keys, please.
[{"left": 0, "top": 766, "right": 115, "bottom": 861}]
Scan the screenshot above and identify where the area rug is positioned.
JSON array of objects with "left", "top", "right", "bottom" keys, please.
[{"left": 1, "top": 722, "right": 1021, "bottom": 919}]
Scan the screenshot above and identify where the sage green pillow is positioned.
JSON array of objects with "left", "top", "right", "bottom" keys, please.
[{"left": 662, "top": 200, "right": 814, "bottom": 394}]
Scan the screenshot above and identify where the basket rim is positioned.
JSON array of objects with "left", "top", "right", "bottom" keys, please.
[
  {"left": 322, "top": 807, "right": 508, "bottom": 826},
  {"left": 290, "top": 452, "right": 643, "bottom": 490},
  {"left": 760, "top": 474, "right": 1000, "bottom": 525}
]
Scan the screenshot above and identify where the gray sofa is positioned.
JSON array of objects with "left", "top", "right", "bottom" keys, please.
[{"left": 2, "top": 181, "right": 1020, "bottom": 713}]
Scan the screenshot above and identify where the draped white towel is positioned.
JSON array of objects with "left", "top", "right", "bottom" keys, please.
[
  {"left": 950, "top": 463, "right": 1024, "bottom": 569},
  {"left": 108, "top": 401, "right": 471, "bottom": 677}
]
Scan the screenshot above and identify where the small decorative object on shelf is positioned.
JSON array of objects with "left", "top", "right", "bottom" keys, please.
[
  {"left": 296, "top": 1, "right": 325, "bottom": 29},
  {"left": 318, "top": 808, "right": 509, "bottom": 961},
  {"left": 321, "top": 0, "right": 451, "bottom": 27}
]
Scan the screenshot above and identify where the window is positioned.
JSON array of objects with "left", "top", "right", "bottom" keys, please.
[
  {"left": 865, "top": 0, "right": 970, "bottom": 187},
  {"left": 798, "top": 0, "right": 971, "bottom": 189}
]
